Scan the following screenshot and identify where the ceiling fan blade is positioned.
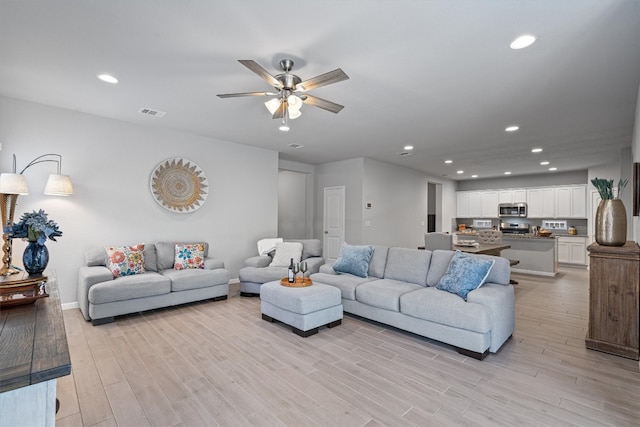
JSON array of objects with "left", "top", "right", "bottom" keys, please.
[
  {"left": 238, "top": 59, "right": 284, "bottom": 89},
  {"left": 300, "top": 94, "right": 344, "bottom": 114},
  {"left": 217, "top": 91, "right": 275, "bottom": 98},
  {"left": 296, "top": 68, "right": 349, "bottom": 92},
  {"left": 272, "top": 102, "right": 286, "bottom": 119}
]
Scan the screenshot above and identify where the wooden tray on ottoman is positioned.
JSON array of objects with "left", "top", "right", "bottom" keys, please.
[{"left": 280, "top": 277, "right": 313, "bottom": 288}]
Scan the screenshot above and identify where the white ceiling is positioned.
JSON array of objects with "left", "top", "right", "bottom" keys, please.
[{"left": 1, "top": 0, "right": 639, "bottom": 180}]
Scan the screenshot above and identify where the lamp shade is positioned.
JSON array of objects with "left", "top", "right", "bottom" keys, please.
[
  {"left": 44, "top": 174, "right": 73, "bottom": 196},
  {"left": 264, "top": 98, "right": 281, "bottom": 115},
  {"left": 0, "top": 173, "right": 29, "bottom": 195}
]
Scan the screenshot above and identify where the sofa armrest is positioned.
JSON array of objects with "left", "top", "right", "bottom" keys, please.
[
  {"left": 318, "top": 262, "right": 337, "bottom": 275},
  {"left": 303, "top": 257, "right": 325, "bottom": 274},
  {"left": 77, "top": 266, "right": 114, "bottom": 321},
  {"left": 466, "top": 283, "right": 515, "bottom": 352},
  {"left": 204, "top": 257, "right": 225, "bottom": 270},
  {"left": 244, "top": 255, "right": 272, "bottom": 268}
]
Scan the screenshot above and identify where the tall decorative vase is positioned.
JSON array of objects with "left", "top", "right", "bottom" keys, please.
[
  {"left": 22, "top": 241, "right": 49, "bottom": 275},
  {"left": 595, "top": 199, "right": 627, "bottom": 246}
]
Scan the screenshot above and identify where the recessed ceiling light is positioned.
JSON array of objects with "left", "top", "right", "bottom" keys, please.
[
  {"left": 97, "top": 74, "right": 118, "bottom": 84},
  {"left": 403, "top": 145, "right": 414, "bottom": 151},
  {"left": 549, "top": 167, "right": 557, "bottom": 171},
  {"left": 279, "top": 124, "right": 290, "bottom": 132},
  {"left": 531, "top": 148, "right": 543, "bottom": 153},
  {"left": 510, "top": 34, "right": 537, "bottom": 50},
  {"left": 444, "top": 160, "right": 453, "bottom": 164},
  {"left": 540, "top": 161, "right": 550, "bottom": 165},
  {"left": 505, "top": 125, "right": 519, "bottom": 132},
  {"left": 504, "top": 171, "right": 512, "bottom": 175},
  {"left": 472, "top": 174, "right": 478, "bottom": 178},
  {"left": 457, "top": 170, "right": 464, "bottom": 174}
]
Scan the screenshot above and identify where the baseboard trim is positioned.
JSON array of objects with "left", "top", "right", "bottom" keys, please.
[{"left": 62, "top": 301, "right": 79, "bottom": 310}]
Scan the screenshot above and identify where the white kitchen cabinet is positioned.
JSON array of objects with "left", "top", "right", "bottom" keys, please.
[
  {"left": 456, "top": 192, "right": 469, "bottom": 217},
  {"left": 481, "top": 191, "right": 499, "bottom": 218},
  {"left": 512, "top": 189, "right": 527, "bottom": 203},
  {"left": 555, "top": 185, "right": 587, "bottom": 218},
  {"left": 468, "top": 191, "right": 483, "bottom": 217},
  {"left": 527, "top": 187, "right": 555, "bottom": 218},
  {"left": 499, "top": 190, "right": 513, "bottom": 204},
  {"left": 557, "top": 236, "right": 587, "bottom": 265}
]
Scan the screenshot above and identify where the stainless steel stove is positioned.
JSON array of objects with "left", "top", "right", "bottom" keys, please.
[{"left": 500, "top": 222, "right": 529, "bottom": 234}]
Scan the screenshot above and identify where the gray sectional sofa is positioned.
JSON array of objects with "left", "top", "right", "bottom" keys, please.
[
  {"left": 77, "top": 242, "right": 230, "bottom": 325},
  {"left": 238, "top": 239, "right": 324, "bottom": 296},
  {"left": 310, "top": 247, "right": 515, "bottom": 359}
]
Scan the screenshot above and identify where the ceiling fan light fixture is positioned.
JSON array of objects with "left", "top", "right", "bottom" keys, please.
[
  {"left": 288, "top": 108, "right": 301, "bottom": 119},
  {"left": 287, "top": 95, "right": 302, "bottom": 111},
  {"left": 264, "top": 98, "right": 281, "bottom": 115},
  {"left": 279, "top": 124, "right": 290, "bottom": 132}
]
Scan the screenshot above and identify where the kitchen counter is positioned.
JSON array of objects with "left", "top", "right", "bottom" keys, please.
[{"left": 502, "top": 235, "right": 557, "bottom": 276}]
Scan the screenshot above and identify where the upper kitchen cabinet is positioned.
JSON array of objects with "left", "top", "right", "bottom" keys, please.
[
  {"left": 456, "top": 190, "right": 499, "bottom": 218},
  {"left": 555, "top": 185, "right": 587, "bottom": 218},
  {"left": 498, "top": 189, "right": 527, "bottom": 204},
  {"left": 527, "top": 187, "right": 555, "bottom": 218},
  {"left": 481, "top": 191, "right": 499, "bottom": 218}
]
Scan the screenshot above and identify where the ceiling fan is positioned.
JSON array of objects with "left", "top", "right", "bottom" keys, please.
[{"left": 217, "top": 59, "right": 349, "bottom": 130}]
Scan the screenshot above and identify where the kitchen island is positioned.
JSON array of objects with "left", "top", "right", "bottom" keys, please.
[{"left": 501, "top": 234, "right": 557, "bottom": 276}]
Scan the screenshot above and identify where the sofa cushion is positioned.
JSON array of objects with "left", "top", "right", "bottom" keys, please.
[
  {"left": 239, "top": 266, "right": 288, "bottom": 284},
  {"left": 269, "top": 241, "right": 303, "bottom": 267},
  {"left": 400, "top": 287, "right": 492, "bottom": 333},
  {"left": 162, "top": 268, "right": 229, "bottom": 291},
  {"left": 332, "top": 243, "right": 373, "bottom": 278},
  {"left": 383, "top": 247, "right": 431, "bottom": 286},
  {"left": 257, "top": 238, "right": 283, "bottom": 256},
  {"left": 368, "top": 246, "right": 389, "bottom": 279},
  {"left": 105, "top": 244, "right": 146, "bottom": 277},
  {"left": 310, "top": 272, "right": 375, "bottom": 300},
  {"left": 174, "top": 243, "right": 205, "bottom": 269},
  {"left": 356, "top": 279, "right": 423, "bottom": 312},
  {"left": 427, "top": 250, "right": 510, "bottom": 287},
  {"left": 156, "top": 241, "right": 209, "bottom": 271},
  {"left": 436, "top": 251, "right": 495, "bottom": 300},
  {"left": 288, "top": 239, "right": 322, "bottom": 260},
  {"left": 88, "top": 272, "right": 171, "bottom": 304}
]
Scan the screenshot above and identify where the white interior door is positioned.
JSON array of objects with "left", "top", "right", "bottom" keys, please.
[{"left": 323, "top": 186, "right": 345, "bottom": 262}]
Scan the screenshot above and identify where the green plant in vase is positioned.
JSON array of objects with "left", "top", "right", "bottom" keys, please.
[{"left": 590, "top": 178, "right": 628, "bottom": 200}]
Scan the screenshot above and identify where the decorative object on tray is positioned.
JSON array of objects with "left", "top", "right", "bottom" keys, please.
[
  {"left": 150, "top": 157, "right": 208, "bottom": 213},
  {"left": 537, "top": 229, "right": 553, "bottom": 237},
  {"left": 3, "top": 209, "right": 62, "bottom": 275},
  {"left": 0, "top": 271, "right": 48, "bottom": 307},
  {"left": 455, "top": 239, "right": 478, "bottom": 247},
  {"left": 280, "top": 277, "right": 313, "bottom": 287},
  {"left": 591, "top": 177, "right": 628, "bottom": 246}
]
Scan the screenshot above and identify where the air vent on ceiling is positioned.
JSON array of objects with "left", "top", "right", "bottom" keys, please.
[
  {"left": 138, "top": 107, "right": 166, "bottom": 118},
  {"left": 287, "top": 143, "right": 304, "bottom": 149},
  {"left": 398, "top": 151, "right": 413, "bottom": 156}
]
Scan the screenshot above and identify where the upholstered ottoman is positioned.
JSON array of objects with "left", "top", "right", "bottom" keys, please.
[{"left": 260, "top": 280, "right": 343, "bottom": 337}]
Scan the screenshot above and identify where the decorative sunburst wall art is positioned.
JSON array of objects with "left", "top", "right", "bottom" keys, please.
[{"left": 150, "top": 157, "right": 208, "bottom": 213}]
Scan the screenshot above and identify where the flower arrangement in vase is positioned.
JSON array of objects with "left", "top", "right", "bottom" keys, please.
[
  {"left": 591, "top": 178, "right": 628, "bottom": 246},
  {"left": 4, "top": 209, "right": 62, "bottom": 275}
]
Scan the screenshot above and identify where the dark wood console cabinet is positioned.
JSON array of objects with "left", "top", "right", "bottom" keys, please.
[{"left": 586, "top": 241, "right": 640, "bottom": 360}]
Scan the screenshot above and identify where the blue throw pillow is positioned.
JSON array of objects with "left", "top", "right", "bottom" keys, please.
[
  {"left": 436, "top": 251, "right": 495, "bottom": 300},
  {"left": 332, "top": 243, "right": 374, "bottom": 278}
]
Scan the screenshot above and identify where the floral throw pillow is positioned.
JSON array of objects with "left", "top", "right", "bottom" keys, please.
[
  {"left": 105, "top": 244, "right": 146, "bottom": 278},
  {"left": 174, "top": 243, "right": 205, "bottom": 270}
]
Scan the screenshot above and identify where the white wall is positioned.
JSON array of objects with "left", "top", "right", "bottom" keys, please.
[
  {"left": 632, "top": 85, "right": 640, "bottom": 243},
  {"left": 362, "top": 158, "right": 426, "bottom": 248},
  {"left": 277, "top": 170, "right": 307, "bottom": 239},
  {"left": 0, "top": 97, "right": 278, "bottom": 304}
]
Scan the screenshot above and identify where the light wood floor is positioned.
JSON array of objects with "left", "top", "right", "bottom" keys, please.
[{"left": 56, "top": 268, "right": 640, "bottom": 426}]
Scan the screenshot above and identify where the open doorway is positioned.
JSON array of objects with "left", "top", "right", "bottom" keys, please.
[
  {"left": 427, "top": 182, "right": 442, "bottom": 232},
  {"left": 278, "top": 170, "right": 312, "bottom": 239}
]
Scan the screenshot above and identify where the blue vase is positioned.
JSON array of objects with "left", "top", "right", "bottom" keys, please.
[{"left": 23, "top": 241, "right": 49, "bottom": 275}]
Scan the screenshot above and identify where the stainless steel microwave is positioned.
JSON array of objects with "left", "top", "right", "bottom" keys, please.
[{"left": 498, "top": 202, "right": 527, "bottom": 218}]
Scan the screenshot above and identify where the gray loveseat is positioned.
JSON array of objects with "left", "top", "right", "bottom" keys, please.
[
  {"left": 77, "top": 242, "right": 230, "bottom": 325},
  {"left": 238, "top": 239, "right": 324, "bottom": 296},
  {"left": 310, "top": 247, "right": 515, "bottom": 360}
]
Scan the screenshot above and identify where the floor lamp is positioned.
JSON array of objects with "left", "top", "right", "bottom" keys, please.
[{"left": 0, "top": 154, "right": 73, "bottom": 276}]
